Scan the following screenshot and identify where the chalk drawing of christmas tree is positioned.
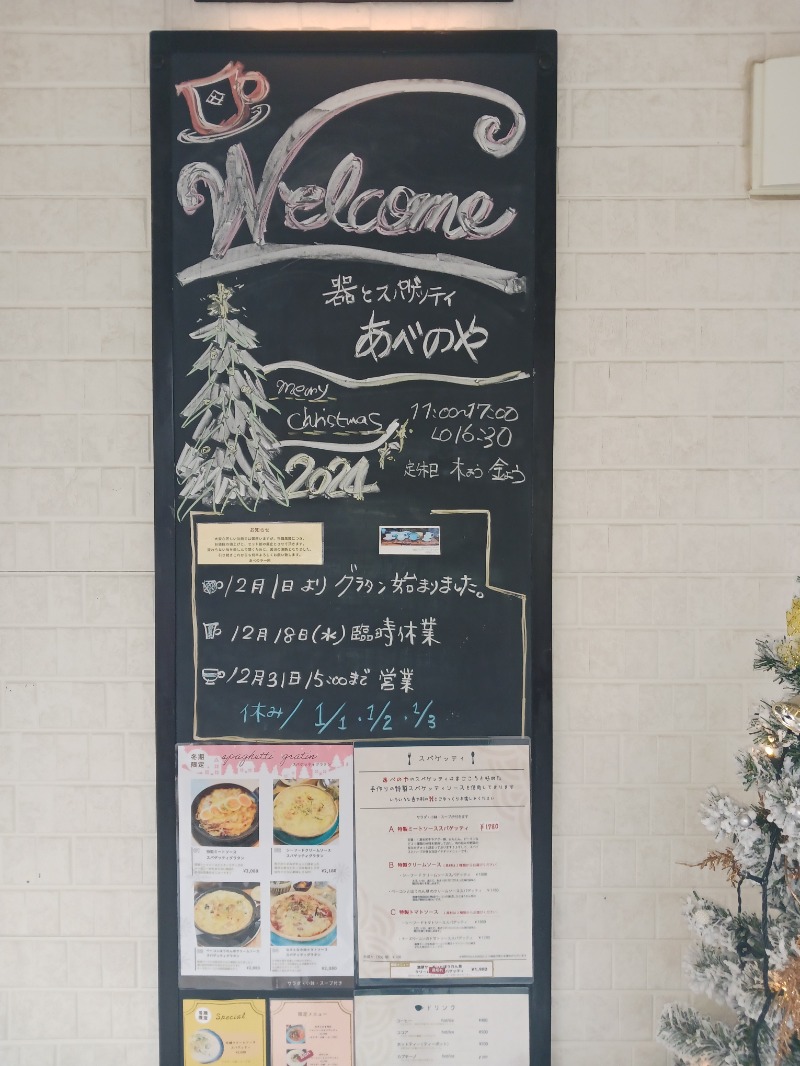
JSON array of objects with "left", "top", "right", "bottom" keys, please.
[{"left": 176, "top": 283, "right": 288, "bottom": 517}]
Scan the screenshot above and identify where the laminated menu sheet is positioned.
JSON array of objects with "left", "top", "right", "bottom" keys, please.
[
  {"left": 182, "top": 999, "right": 266, "bottom": 1066},
  {"left": 177, "top": 744, "right": 354, "bottom": 989},
  {"left": 353, "top": 740, "right": 533, "bottom": 981},
  {"left": 354, "top": 990, "right": 530, "bottom": 1066},
  {"left": 270, "top": 999, "right": 354, "bottom": 1066}
]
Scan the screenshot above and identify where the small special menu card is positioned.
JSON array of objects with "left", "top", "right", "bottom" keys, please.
[
  {"left": 177, "top": 743, "right": 354, "bottom": 988},
  {"left": 354, "top": 740, "right": 533, "bottom": 981},
  {"left": 270, "top": 999, "right": 354, "bottom": 1066},
  {"left": 182, "top": 999, "right": 266, "bottom": 1065}
]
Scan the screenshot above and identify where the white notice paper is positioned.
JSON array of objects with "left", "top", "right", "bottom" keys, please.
[
  {"left": 355, "top": 991, "right": 530, "bottom": 1066},
  {"left": 354, "top": 741, "right": 532, "bottom": 981}
]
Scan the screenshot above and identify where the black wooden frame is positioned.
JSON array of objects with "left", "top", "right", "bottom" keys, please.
[
  {"left": 193, "top": 0, "right": 514, "bottom": 4},
  {"left": 151, "top": 29, "right": 555, "bottom": 1066}
]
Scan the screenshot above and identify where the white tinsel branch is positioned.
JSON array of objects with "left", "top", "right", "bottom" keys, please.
[
  {"left": 685, "top": 895, "right": 749, "bottom": 953},
  {"left": 686, "top": 944, "right": 768, "bottom": 1021},
  {"left": 658, "top": 1003, "right": 748, "bottom": 1066}
]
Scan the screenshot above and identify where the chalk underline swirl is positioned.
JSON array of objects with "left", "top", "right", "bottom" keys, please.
[
  {"left": 263, "top": 360, "right": 530, "bottom": 390},
  {"left": 279, "top": 419, "right": 401, "bottom": 453},
  {"left": 177, "top": 242, "right": 525, "bottom": 294}
]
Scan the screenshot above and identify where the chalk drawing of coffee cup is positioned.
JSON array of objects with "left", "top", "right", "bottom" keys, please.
[
  {"left": 201, "top": 668, "right": 226, "bottom": 686},
  {"left": 201, "top": 580, "right": 224, "bottom": 595},
  {"left": 176, "top": 61, "right": 270, "bottom": 143}
]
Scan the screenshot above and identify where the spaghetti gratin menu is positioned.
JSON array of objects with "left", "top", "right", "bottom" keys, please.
[{"left": 177, "top": 744, "right": 354, "bottom": 989}]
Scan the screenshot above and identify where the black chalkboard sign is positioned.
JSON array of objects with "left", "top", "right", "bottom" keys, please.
[{"left": 152, "top": 30, "right": 555, "bottom": 1065}]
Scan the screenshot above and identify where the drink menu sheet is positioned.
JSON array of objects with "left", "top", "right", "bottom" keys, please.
[
  {"left": 354, "top": 991, "right": 530, "bottom": 1066},
  {"left": 354, "top": 741, "right": 533, "bottom": 982}
]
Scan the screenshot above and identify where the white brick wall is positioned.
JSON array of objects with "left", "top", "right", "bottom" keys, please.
[{"left": 0, "top": 1, "right": 799, "bottom": 1063}]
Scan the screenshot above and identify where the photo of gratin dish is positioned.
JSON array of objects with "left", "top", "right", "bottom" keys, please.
[
  {"left": 287, "top": 1050, "right": 315, "bottom": 1065},
  {"left": 189, "top": 1028, "right": 224, "bottom": 1063},
  {"left": 194, "top": 886, "right": 260, "bottom": 947},
  {"left": 270, "top": 891, "right": 336, "bottom": 945},
  {"left": 272, "top": 782, "right": 339, "bottom": 846},
  {"left": 191, "top": 783, "right": 259, "bottom": 847}
]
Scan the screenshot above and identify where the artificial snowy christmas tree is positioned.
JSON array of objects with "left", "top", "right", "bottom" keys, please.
[
  {"left": 659, "top": 589, "right": 800, "bottom": 1065},
  {"left": 176, "top": 282, "right": 288, "bottom": 517}
]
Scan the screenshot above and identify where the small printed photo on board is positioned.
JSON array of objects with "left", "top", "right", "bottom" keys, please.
[
  {"left": 379, "top": 525, "right": 441, "bottom": 555},
  {"left": 190, "top": 779, "right": 259, "bottom": 848},
  {"left": 187, "top": 1027, "right": 224, "bottom": 1064},
  {"left": 273, "top": 779, "right": 340, "bottom": 846},
  {"left": 193, "top": 883, "right": 261, "bottom": 948},
  {"left": 270, "top": 882, "right": 337, "bottom": 947},
  {"left": 287, "top": 1050, "right": 315, "bottom": 1065},
  {"left": 286, "top": 1023, "right": 306, "bottom": 1044}
]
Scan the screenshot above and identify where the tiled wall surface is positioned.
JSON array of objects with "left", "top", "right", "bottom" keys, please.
[{"left": 1, "top": 1, "right": 799, "bottom": 1063}]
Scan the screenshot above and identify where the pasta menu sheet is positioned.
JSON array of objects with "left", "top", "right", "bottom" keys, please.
[
  {"left": 354, "top": 741, "right": 533, "bottom": 981},
  {"left": 177, "top": 744, "right": 354, "bottom": 988}
]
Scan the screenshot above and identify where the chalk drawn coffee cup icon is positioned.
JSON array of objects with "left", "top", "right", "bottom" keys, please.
[
  {"left": 201, "top": 580, "right": 224, "bottom": 594},
  {"left": 176, "top": 61, "right": 270, "bottom": 143},
  {"left": 201, "top": 668, "right": 226, "bottom": 686}
]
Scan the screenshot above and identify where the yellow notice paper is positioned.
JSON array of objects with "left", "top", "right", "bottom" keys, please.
[
  {"left": 270, "top": 1000, "right": 353, "bottom": 1066},
  {"left": 197, "top": 522, "right": 323, "bottom": 566},
  {"left": 183, "top": 999, "right": 266, "bottom": 1065}
]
